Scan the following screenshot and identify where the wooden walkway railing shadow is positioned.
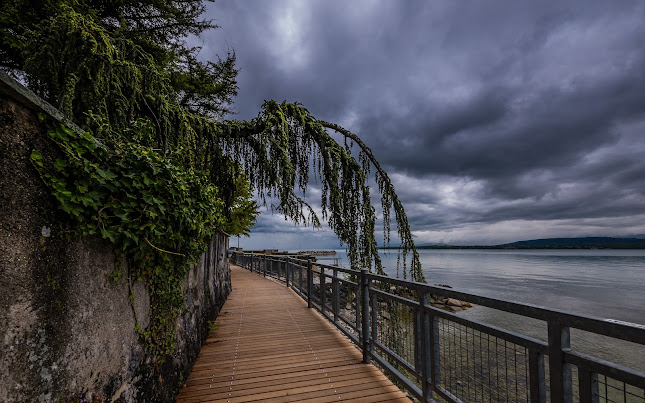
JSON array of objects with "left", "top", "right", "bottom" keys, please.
[{"left": 176, "top": 264, "right": 410, "bottom": 402}]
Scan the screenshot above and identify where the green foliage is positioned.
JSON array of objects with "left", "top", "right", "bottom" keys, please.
[
  {"left": 221, "top": 175, "right": 259, "bottom": 237},
  {"left": 207, "top": 320, "right": 219, "bottom": 335},
  {"left": 7, "top": 0, "right": 424, "bottom": 361},
  {"left": 31, "top": 120, "right": 224, "bottom": 357},
  {"left": 1, "top": 0, "right": 236, "bottom": 118}
]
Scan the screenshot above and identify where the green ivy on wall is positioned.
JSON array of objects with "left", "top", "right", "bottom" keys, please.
[{"left": 31, "top": 118, "right": 223, "bottom": 358}]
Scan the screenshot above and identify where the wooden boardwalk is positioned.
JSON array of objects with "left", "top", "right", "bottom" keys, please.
[{"left": 176, "top": 265, "right": 410, "bottom": 402}]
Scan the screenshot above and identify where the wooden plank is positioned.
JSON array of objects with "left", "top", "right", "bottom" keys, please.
[
  {"left": 219, "top": 381, "right": 401, "bottom": 403},
  {"left": 175, "top": 265, "right": 409, "bottom": 402},
  {"left": 184, "top": 365, "right": 383, "bottom": 391},
  {"left": 179, "top": 370, "right": 392, "bottom": 400},
  {"left": 301, "top": 390, "right": 412, "bottom": 403},
  {"left": 186, "top": 355, "right": 362, "bottom": 382}
]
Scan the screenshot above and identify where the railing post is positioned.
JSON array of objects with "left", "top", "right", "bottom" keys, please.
[
  {"left": 286, "top": 257, "right": 290, "bottom": 288},
  {"left": 530, "top": 350, "right": 547, "bottom": 403},
  {"left": 333, "top": 268, "right": 339, "bottom": 323},
  {"left": 429, "top": 313, "right": 440, "bottom": 391},
  {"left": 414, "top": 305, "right": 422, "bottom": 373},
  {"left": 360, "top": 268, "right": 370, "bottom": 363},
  {"left": 355, "top": 278, "right": 361, "bottom": 339},
  {"left": 320, "top": 267, "right": 326, "bottom": 312},
  {"left": 419, "top": 291, "right": 432, "bottom": 402},
  {"left": 277, "top": 257, "right": 281, "bottom": 279},
  {"left": 548, "top": 321, "right": 573, "bottom": 403},
  {"left": 264, "top": 256, "right": 267, "bottom": 277},
  {"left": 307, "top": 259, "right": 313, "bottom": 308},
  {"left": 370, "top": 290, "right": 377, "bottom": 356},
  {"left": 299, "top": 261, "right": 303, "bottom": 293},
  {"left": 578, "top": 367, "right": 599, "bottom": 403}
]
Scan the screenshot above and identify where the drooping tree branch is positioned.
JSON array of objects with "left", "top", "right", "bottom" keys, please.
[
  {"left": 212, "top": 102, "right": 423, "bottom": 280},
  {"left": 318, "top": 121, "right": 424, "bottom": 282}
]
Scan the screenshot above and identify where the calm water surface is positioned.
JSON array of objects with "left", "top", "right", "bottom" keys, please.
[{"left": 322, "top": 248, "right": 645, "bottom": 371}]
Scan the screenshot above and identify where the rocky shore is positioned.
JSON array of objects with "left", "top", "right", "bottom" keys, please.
[{"left": 429, "top": 295, "right": 473, "bottom": 312}]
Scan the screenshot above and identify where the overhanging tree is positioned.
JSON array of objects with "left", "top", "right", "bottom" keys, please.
[{"left": 2, "top": 0, "right": 424, "bottom": 357}]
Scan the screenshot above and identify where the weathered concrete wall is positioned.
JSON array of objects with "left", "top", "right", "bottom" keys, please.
[{"left": 0, "top": 74, "right": 231, "bottom": 402}]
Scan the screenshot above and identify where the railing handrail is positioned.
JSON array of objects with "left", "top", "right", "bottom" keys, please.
[
  {"left": 233, "top": 251, "right": 645, "bottom": 403},
  {"left": 240, "top": 252, "right": 645, "bottom": 345}
]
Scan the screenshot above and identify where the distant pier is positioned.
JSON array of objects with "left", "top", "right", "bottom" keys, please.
[{"left": 297, "top": 250, "right": 337, "bottom": 256}]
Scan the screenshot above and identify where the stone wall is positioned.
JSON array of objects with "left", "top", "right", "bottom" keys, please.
[{"left": 0, "top": 73, "right": 231, "bottom": 402}]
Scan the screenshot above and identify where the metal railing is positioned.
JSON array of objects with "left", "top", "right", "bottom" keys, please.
[{"left": 234, "top": 252, "right": 645, "bottom": 403}]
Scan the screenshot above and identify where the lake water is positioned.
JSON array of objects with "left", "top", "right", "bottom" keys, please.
[{"left": 316, "top": 248, "right": 645, "bottom": 371}]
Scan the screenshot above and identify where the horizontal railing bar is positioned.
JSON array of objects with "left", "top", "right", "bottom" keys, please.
[
  {"left": 365, "top": 272, "right": 645, "bottom": 345},
  {"left": 371, "top": 288, "right": 419, "bottom": 307},
  {"left": 366, "top": 272, "right": 427, "bottom": 290},
  {"left": 335, "top": 320, "right": 360, "bottom": 346},
  {"left": 311, "top": 262, "right": 357, "bottom": 273},
  {"left": 321, "top": 309, "right": 334, "bottom": 323},
  {"left": 428, "top": 306, "right": 549, "bottom": 354},
  {"left": 336, "top": 313, "right": 359, "bottom": 332},
  {"left": 434, "top": 385, "right": 464, "bottom": 403},
  {"left": 564, "top": 350, "right": 645, "bottom": 389},
  {"left": 323, "top": 303, "right": 334, "bottom": 314},
  {"left": 260, "top": 254, "right": 352, "bottom": 272},
  {"left": 370, "top": 351, "right": 425, "bottom": 402},
  {"left": 313, "top": 269, "right": 358, "bottom": 285},
  {"left": 281, "top": 257, "right": 360, "bottom": 276},
  {"left": 288, "top": 257, "right": 309, "bottom": 264},
  {"left": 292, "top": 285, "right": 305, "bottom": 299},
  {"left": 308, "top": 300, "right": 323, "bottom": 313},
  {"left": 310, "top": 305, "right": 360, "bottom": 345},
  {"left": 373, "top": 340, "right": 420, "bottom": 380},
  {"left": 289, "top": 281, "right": 302, "bottom": 292},
  {"left": 335, "top": 277, "right": 358, "bottom": 287}
]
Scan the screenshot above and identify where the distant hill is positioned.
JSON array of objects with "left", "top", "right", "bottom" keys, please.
[
  {"left": 500, "top": 237, "right": 645, "bottom": 249},
  {"left": 407, "top": 237, "right": 645, "bottom": 249}
]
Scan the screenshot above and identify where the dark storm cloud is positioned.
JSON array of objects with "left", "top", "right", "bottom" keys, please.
[{"left": 203, "top": 0, "right": 645, "bottom": 245}]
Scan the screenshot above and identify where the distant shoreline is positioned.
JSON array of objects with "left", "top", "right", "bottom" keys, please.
[{"left": 409, "top": 245, "right": 645, "bottom": 250}]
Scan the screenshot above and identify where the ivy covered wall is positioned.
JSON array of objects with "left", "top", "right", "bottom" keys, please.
[{"left": 0, "top": 72, "right": 231, "bottom": 402}]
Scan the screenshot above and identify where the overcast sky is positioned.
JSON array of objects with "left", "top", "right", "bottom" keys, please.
[{"left": 200, "top": 0, "right": 645, "bottom": 249}]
